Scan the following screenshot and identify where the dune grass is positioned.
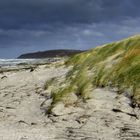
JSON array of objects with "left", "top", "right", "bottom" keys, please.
[{"left": 46, "top": 35, "right": 140, "bottom": 107}]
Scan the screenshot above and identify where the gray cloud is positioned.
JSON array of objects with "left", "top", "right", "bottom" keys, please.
[
  {"left": 0, "top": 0, "right": 140, "bottom": 29},
  {"left": 0, "top": 0, "right": 140, "bottom": 58}
]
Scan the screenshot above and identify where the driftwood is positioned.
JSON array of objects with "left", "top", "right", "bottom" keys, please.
[
  {"left": 112, "top": 108, "right": 138, "bottom": 119},
  {"left": 1, "top": 76, "right": 7, "bottom": 79}
]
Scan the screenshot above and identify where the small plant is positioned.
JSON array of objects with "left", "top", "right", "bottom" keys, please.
[{"left": 44, "top": 77, "right": 57, "bottom": 90}]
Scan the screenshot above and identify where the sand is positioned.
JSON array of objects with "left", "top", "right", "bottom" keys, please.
[{"left": 0, "top": 64, "right": 140, "bottom": 140}]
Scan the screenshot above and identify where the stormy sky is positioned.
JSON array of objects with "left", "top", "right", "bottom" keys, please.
[{"left": 0, "top": 0, "right": 140, "bottom": 58}]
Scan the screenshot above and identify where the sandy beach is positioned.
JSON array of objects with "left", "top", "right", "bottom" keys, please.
[
  {"left": 0, "top": 62, "right": 140, "bottom": 140},
  {"left": 0, "top": 63, "right": 68, "bottom": 140}
]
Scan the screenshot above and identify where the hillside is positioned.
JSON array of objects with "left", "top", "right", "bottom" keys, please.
[
  {"left": 45, "top": 35, "right": 140, "bottom": 110},
  {"left": 18, "top": 49, "right": 84, "bottom": 59}
]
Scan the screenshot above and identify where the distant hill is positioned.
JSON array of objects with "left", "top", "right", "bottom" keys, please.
[{"left": 18, "top": 49, "right": 85, "bottom": 59}]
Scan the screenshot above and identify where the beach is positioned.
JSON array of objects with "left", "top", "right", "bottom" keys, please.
[
  {"left": 0, "top": 61, "right": 68, "bottom": 140},
  {"left": 0, "top": 60, "right": 140, "bottom": 140}
]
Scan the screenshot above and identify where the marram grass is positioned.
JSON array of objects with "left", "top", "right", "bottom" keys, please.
[{"left": 46, "top": 35, "right": 140, "bottom": 107}]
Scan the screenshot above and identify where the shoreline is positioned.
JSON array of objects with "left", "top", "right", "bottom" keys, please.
[
  {"left": 0, "top": 58, "right": 65, "bottom": 73},
  {"left": 0, "top": 57, "right": 63, "bottom": 67}
]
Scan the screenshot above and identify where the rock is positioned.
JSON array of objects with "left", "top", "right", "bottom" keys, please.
[{"left": 30, "top": 67, "right": 35, "bottom": 72}]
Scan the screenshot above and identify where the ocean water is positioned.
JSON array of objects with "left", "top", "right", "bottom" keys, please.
[
  {"left": 0, "top": 59, "right": 36, "bottom": 66},
  {"left": 0, "top": 58, "right": 62, "bottom": 67}
]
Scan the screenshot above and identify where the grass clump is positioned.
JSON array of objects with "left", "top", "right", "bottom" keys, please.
[{"left": 51, "top": 86, "right": 77, "bottom": 106}]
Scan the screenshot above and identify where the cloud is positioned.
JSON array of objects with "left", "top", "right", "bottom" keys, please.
[
  {"left": 0, "top": 0, "right": 140, "bottom": 58},
  {"left": 0, "top": 0, "right": 140, "bottom": 29}
]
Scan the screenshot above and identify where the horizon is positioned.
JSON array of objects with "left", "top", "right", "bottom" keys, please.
[{"left": 0, "top": 0, "right": 140, "bottom": 58}]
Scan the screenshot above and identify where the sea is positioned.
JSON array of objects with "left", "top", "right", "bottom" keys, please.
[
  {"left": 0, "top": 58, "right": 61, "bottom": 67},
  {"left": 0, "top": 59, "right": 36, "bottom": 67}
]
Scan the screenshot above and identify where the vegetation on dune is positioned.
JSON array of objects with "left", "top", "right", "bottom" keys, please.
[{"left": 45, "top": 35, "right": 140, "bottom": 108}]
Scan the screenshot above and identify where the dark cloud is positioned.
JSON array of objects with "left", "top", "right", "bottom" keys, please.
[
  {"left": 0, "top": 0, "right": 140, "bottom": 29},
  {"left": 0, "top": 0, "right": 140, "bottom": 58},
  {"left": 0, "top": 0, "right": 99, "bottom": 30}
]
